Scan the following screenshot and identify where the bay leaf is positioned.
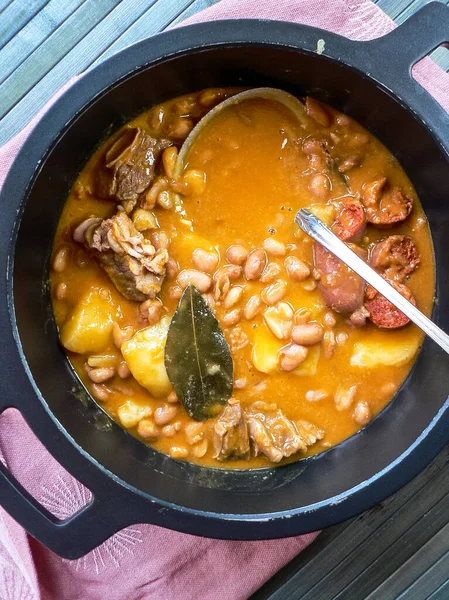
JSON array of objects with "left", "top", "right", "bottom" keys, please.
[{"left": 164, "top": 284, "right": 233, "bottom": 421}]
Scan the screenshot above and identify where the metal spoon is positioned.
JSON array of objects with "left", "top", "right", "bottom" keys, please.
[{"left": 295, "top": 208, "right": 449, "bottom": 354}]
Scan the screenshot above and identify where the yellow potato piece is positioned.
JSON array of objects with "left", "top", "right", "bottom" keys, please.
[
  {"left": 60, "top": 288, "right": 115, "bottom": 354},
  {"left": 121, "top": 316, "right": 172, "bottom": 397},
  {"left": 293, "top": 345, "right": 320, "bottom": 376},
  {"left": 171, "top": 231, "right": 215, "bottom": 256},
  {"left": 251, "top": 327, "right": 282, "bottom": 374},
  {"left": 350, "top": 340, "right": 420, "bottom": 368},
  {"left": 308, "top": 203, "right": 336, "bottom": 227},
  {"left": 117, "top": 400, "right": 152, "bottom": 429}
]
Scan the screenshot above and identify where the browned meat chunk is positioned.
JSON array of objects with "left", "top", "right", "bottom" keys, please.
[
  {"left": 314, "top": 242, "right": 367, "bottom": 314},
  {"left": 331, "top": 197, "right": 366, "bottom": 242},
  {"left": 213, "top": 399, "right": 250, "bottom": 460},
  {"left": 362, "top": 177, "right": 413, "bottom": 227},
  {"left": 95, "top": 127, "right": 172, "bottom": 212},
  {"left": 369, "top": 234, "right": 420, "bottom": 283},
  {"left": 213, "top": 400, "right": 324, "bottom": 463},
  {"left": 75, "top": 212, "right": 168, "bottom": 301},
  {"left": 365, "top": 280, "right": 415, "bottom": 329}
]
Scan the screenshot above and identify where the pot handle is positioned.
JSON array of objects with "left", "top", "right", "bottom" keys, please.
[
  {"left": 0, "top": 460, "right": 132, "bottom": 559},
  {"left": 366, "top": 2, "right": 449, "bottom": 70}
]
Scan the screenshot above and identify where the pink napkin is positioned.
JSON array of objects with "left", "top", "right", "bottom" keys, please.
[{"left": 1, "top": 1, "right": 448, "bottom": 599}]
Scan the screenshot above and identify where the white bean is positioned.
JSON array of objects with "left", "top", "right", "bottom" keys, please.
[
  {"left": 244, "top": 249, "right": 266, "bottom": 280},
  {"left": 226, "top": 244, "right": 248, "bottom": 265},
  {"left": 177, "top": 269, "right": 212, "bottom": 293},
  {"left": 192, "top": 248, "right": 219, "bottom": 273},
  {"left": 291, "top": 322, "right": 324, "bottom": 346},
  {"left": 284, "top": 256, "right": 311, "bottom": 282},
  {"left": 263, "top": 238, "right": 286, "bottom": 256}
]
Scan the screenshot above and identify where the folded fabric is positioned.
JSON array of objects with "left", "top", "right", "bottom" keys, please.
[{"left": 0, "top": 1, "right": 448, "bottom": 599}]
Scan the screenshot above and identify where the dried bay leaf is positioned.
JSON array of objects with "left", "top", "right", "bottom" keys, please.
[{"left": 164, "top": 285, "right": 233, "bottom": 421}]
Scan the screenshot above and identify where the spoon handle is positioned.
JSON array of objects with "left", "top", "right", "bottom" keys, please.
[{"left": 296, "top": 208, "right": 449, "bottom": 355}]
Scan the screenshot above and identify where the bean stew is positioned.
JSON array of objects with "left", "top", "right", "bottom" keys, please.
[{"left": 51, "top": 88, "right": 434, "bottom": 468}]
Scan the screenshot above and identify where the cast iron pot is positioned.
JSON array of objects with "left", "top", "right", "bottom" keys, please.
[{"left": 1, "top": 3, "right": 449, "bottom": 560}]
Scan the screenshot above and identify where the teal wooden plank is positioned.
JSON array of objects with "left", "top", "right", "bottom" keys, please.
[
  {"left": 0, "top": 0, "right": 50, "bottom": 50},
  {"left": 89, "top": 0, "right": 200, "bottom": 67},
  {"left": 170, "top": 0, "right": 222, "bottom": 25},
  {"left": 0, "top": 0, "right": 87, "bottom": 85},
  {"left": 0, "top": 0, "right": 13, "bottom": 14},
  {"left": 0, "top": 0, "right": 123, "bottom": 119},
  {"left": 428, "top": 578, "right": 449, "bottom": 600},
  {"left": 0, "top": 0, "right": 162, "bottom": 144}
]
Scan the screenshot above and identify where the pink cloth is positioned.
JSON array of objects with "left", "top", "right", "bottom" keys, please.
[{"left": 0, "top": 1, "right": 448, "bottom": 599}]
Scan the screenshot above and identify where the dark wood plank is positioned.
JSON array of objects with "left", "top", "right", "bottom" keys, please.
[
  {"left": 0, "top": 0, "right": 50, "bottom": 50},
  {"left": 251, "top": 446, "right": 449, "bottom": 600}
]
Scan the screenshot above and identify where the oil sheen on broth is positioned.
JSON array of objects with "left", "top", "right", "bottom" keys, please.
[{"left": 50, "top": 88, "right": 434, "bottom": 468}]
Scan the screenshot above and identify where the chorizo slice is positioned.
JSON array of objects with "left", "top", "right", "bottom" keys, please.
[
  {"left": 331, "top": 197, "right": 366, "bottom": 242},
  {"left": 362, "top": 177, "right": 413, "bottom": 227},
  {"left": 365, "top": 281, "right": 415, "bottom": 329},
  {"left": 314, "top": 243, "right": 367, "bottom": 314},
  {"left": 370, "top": 234, "right": 420, "bottom": 283}
]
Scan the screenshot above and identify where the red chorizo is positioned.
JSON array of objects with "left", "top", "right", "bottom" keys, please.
[
  {"left": 314, "top": 243, "right": 367, "bottom": 314},
  {"left": 369, "top": 234, "right": 420, "bottom": 283},
  {"left": 331, "top": 197, "right": 366, "bottom": 242},
  {"left": 362, "top": 177, "right": 413, "bottom": 227},
  {"left": 365, "top": 281, "right": 415, "bottom": 329}
]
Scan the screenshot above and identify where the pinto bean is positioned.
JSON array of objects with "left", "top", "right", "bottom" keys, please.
[
  {"left": 168, "top": 285, "right": 183, "bottom": 300},
  {"left": 198, "top": 88, "right": 224, "bottom": 108},
  {"left": 348, "top": 306, "right": 369, "bottom": 327},
  {"left": 302, "top": 137, "right": 324, "bottom": 155},
  {"left": 305, "top": 389, "right": 328, "bottom": 402},
  {"left": 263, "top": 238, "right": 286, "bottom": 256},
  {"left": 222, "top": 308, "right": 243, "bottom": 327},
  {"left": 214, "top": 264, "right": 242, "bottom": 282},
  {"left": 140, "top": 298, "right": 163, "bottom": 325},
  {"left": 331, "top": 197, "right": 366, "bottom": 242},
  {"left": 162, "top": 146, "right": 178, "bottom": 178},
  {"left": 157, "top": 190, "right": 174, "bottom": 210},
  {"left": 233, "top": 378, "right": 247, "bottom": 390},
  {"left": 244, "top": 295, "right": 262, "bottom": 320},
  {"left": 177, "top": 269, "right": 212, "bottom": 292},
  {"left": 226, "top": 244, "right": 248, "bottom": 265},
  {"left": 309, "top": 173, "right": 330, "bottom": 199},
  {"left": 365, "top": 281, "right": 415, "bottom": 329},
  {"left": 314, "top": 242, "right": 367, "bottom": 314},
  {"left": 91, "top": 383, "right": 109, "bottom": 402},
  {"left": 338, "top": 154, "right": 362, "bottom": 173},
  {"left": 353, "top": 401, "right": 371, "bottom": 425},
  {"left": 323, "top": 312, "right": 336, "bottom": 328},
  {"left": 291, "top": 322, "right": 323, "bottom": 346},
  {"left": 161, "top": 424, "right": 176, "bottom": 437},
  {"left": 117, "top": 361, "right": 131, "bottom": 379},
  {"left": 322, "top": 330, "right": 336, "bottom": 359},
  {"left": 53, "top": 246, "right": 70, "bottom": 273},
  {"left": 137, "top": 419, "right": 159, "bottom": 441},
  {"left": 305, "top": 97, "right": 332, "bottom": 127},
  {"left": 185, "top": 422, "right": 204, "bottom": 445},
  {"left": 369, "top": 234, "right": 420, "bottom": 283},
  {"left": 192, "top": 248, "right": 219, "bottom": 273},
  {"left": 167, "top": 117, "right": 194, "bottom": 140},
  {"left": 260, "top": 262, "right": 282, "bottom": 283},
  {"left": 144, "top": 176, "right": 168, "bottom": 209},
  {"left": 87, "top": 367, "right": 115, "bottom": 383},
  {"left": 214, "top": 274, "right": 230, "bottom": 302},
  {"left": 223, "top": 286, "right": 243, "bottom": 309},
  {"left": 154, "top": 404, "right": 178, "bottom": 426},
  {"left": 244, "top": 249, "right": 267, "bottom": 280},
  {"left": 192, "top": 439, "right": 208, "bottom": 458},
  {"left": 279, "top": 343, "right": 308, "bottom": 371},
  {"left": 169, "top": 446, "right": 189, "bottom": 459},
  {"left": 55, "top": 282, "right": 67, "bottom": 300},
  {"left": 334, "top": 385, "right": 357, "bottom": 411},
  {"left": 112, "top": 324, "right": 134, "bottom": 348},
  {"left": 336, "top": 332, "right": 349, "bottom": 346},
  {"left": 294, "top": 307, "right": 312, "bottom": 325},
  {"left": 362, "top": 178, "right": 413, "bottom": 227},
  {"left": 261, "top": 280, "right": 288, "bottom": 305},
  {"left": 166, "top": 257, "right": 179, "bottom": 280},
  {"left": 167, "top": 391, "right": 179, "bottom": 404}
]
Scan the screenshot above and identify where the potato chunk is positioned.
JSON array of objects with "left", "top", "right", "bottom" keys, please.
[
  {"left": 60, "top": 288, "right": 115, "bottom": 354},
  {"left": 121, "top": 316, "right": 172, "bottom": 397},
  {"left": 251, "top": 327, "right": 282, "bottom": 373},
  {"left": 293, "top": 345, "right": 320, "bottom": 376},
  {"left": 117, "top": 400, "right": 152, "bottom": 429},
  {"left": 350, "top": 340, "right": 419, "bottom": 368}
]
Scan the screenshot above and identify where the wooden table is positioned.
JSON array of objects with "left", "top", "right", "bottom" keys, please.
[{"left": 1, "top": 1, "right": 448, "bottom": 598}]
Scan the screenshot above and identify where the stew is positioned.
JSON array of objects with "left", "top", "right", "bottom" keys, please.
[{"left": 50, "top": 87, "right": 434, "bottom": 468}]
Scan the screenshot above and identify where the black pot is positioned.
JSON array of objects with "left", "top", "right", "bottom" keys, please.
[{"left": 1, "top": 3, "right": 449, "bottom": 560}]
